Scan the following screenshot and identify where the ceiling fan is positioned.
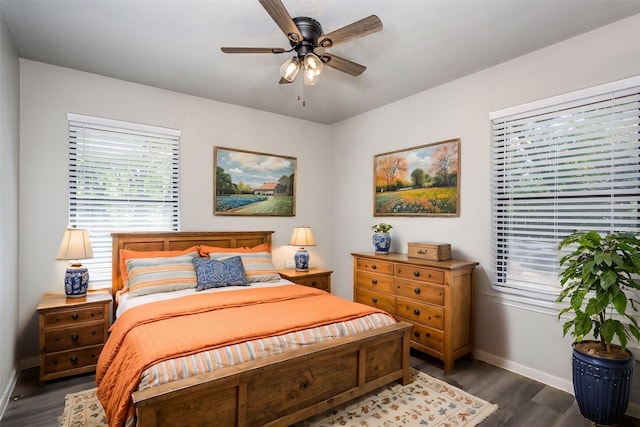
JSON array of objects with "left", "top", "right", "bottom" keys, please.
[{"left": 221, "top": 0, "right": 383, "bottom": 86}]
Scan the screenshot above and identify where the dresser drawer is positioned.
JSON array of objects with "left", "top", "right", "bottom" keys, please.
[
  {"left": 42, "top": 345, "right": 103, "bottom": 375},
  {"left": 43, "top": 323, "right": 106, "bottom": 353},
  {"left": 296, "top": 276, "right": 329, "bottom": 291},
  {"left": 43, "top": 305, "right": 106, "bottom": 328},
  {"left": 355, "top": 288, "right": 395, "bottom": 315},
  {"left": 396, "top": 279, "right": 444, "bottom": 306},
  {"left": 408, "top": 323, "right": 444, "bottom": 353},
  {"left": 355, "top": 258, "right": 394, "bottom": 275},
  {"left": 396, "top": 265, "right": 444, "bottom": 285},
  {"left": 396, "top": 297, "right": 444, "bottom": 329},
  {"left": 355, "top": 271, "right": 395, "bottom": 294}
]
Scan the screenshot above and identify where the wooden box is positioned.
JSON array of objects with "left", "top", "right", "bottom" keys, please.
[{"left": 407, "top": 242, "right": 451, "bottom": 261}]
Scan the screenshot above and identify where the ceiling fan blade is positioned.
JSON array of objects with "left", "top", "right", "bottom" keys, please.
[
  {"left": 321, "top": 53, "right": 366, "bottom": 76},
  {"left": 221, "top": 47, "right": 285, "bottom": 54},
  {"left": 259, "top": 0, "right": 302, "bottom": 43},
  {"left": 318, "top": 15, "right": 383, "bottom": 47}
]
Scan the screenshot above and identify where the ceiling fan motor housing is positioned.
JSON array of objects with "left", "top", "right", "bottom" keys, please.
[{"left": 291, "top": 17, "right": 323, "bottom": 57}]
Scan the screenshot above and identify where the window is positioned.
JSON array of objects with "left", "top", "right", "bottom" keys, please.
[
  {"left": 490, "top": 77, "right": 640, "bottom": 301},
  {"left": 66, "top": 113, "right": 180, "bottom": 287}
]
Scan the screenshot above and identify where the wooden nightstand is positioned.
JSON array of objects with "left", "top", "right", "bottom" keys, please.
[
  {"left": 37, "top": 288, "right": 112, "bottom": 382},
  {"left": 278, "top": 268, "right": 333, "bottom": 292}
]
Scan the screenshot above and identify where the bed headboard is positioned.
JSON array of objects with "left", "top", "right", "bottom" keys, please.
[{"left": 111, "top": 231, "right": 274, "bottom": 295}]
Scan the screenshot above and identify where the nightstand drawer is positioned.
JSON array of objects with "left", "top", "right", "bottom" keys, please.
[
  {"left": 43, "top": 305, "right": 106, "bottom": 328},
  {"left": 43, "top": 323, "right": 106, "bottom": 352},
  {"left": 42, "top": 345, "right": 104, "bottom": 374},
  {"left": 296, "top": 276, "right": 329, "bottom": 290}
]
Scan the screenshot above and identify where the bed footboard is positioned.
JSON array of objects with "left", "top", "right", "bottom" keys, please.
[{"left": 132, "top": 321, "right": 412, "bottom": 427}]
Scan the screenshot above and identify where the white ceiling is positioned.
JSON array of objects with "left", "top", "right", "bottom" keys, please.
[{"left": 1, "top": 0, "right": 640, "bottom": 125}]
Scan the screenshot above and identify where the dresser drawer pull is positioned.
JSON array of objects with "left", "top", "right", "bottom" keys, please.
[
  {"left": 371, "top": 297, "right": 378, "bottom": 304},
  {"left": 413, "top": 309, "right": 420, "bottom": 316},
  {"left": 413, "top": 271, "right": 420, "bottom": 277},
  {"left": 371, "top": 279, "right": 378, "bottom": 285},
  {"left": 71, "top": 313, "right": 79, "bottom": 320},
  {"left": 71, "top": 334, "right": 79, "bottom": 341},
  {"left": 414, "top": 287, "right": 421, "bottom": 294},
  {"left": 414, "top": 331, "right": 420, "bottom": 338},
  {"left": 311, "top": 280, "right": 317, "bottom": 286},
  {"left": 371, "top": 264, "right": 377, "bottom": 270},
  {"left": 70, "top": 355, "right": 78, "bottom": 364}
]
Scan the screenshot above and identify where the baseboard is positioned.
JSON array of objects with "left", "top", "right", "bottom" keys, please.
[
  {"left": 475, "top": 349, "right": 574, "bottom": 394},
  {"left": 0, "top": 367, "right": 19, "bottom": 420},
  {"left": 475, "top": 349, "right": 640, "bottom": 419}
]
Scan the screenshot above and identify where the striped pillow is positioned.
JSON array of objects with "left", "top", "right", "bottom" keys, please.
[
  {"left": 126, "top": 252, "right": 198, "bottom": 298},
  {"left": 208, "top": 251, "right": 281, "bottom": 283}
]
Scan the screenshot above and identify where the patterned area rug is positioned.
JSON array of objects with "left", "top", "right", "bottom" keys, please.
[{"left": 60, "top": 369, "right": 497, "bottom": 427}]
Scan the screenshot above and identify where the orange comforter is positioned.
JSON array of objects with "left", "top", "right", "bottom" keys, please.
[{"left": 96, "top": 285, "right": 386, "bottom": 427}]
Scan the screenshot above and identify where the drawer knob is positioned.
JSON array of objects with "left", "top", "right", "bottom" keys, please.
[
  {"left": 413, "top": 271, "right": 420, "bottom": 277},
  {"left": 71, "top": 334, "right": 79, "bottom": 341},
  {"left": 71, "top": 313, "right": 79, "bottom": 320},
  {"left": 426, "top": 333, "right": 431, "bottom": 338},
  {"left": 414, "top": 288, "right": 421, "bottom": 294},
  {"left": 371, "top": 279, "right": 378, "bottom": 285},
  {"left": 414, "top": 331, "right": 420, "bottom": 338},
  {"left": 70, "top": 355, "right": 78, "bottom": 364},
  {"left": 413, "top": 309, "right": 420, "bottom": 316},
  {"left": 372, "top": 297, "right": 378, "bottom": 304},
  {"left": 371, "top": 264, "right": 377, "bottom": 270},
  {"left": 311, "top": 280, "right": 317, "bottom": 286}
]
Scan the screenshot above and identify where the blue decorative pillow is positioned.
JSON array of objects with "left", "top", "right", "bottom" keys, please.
[{"left": 192, "top": 256, "right": 249, "bottom": 291}]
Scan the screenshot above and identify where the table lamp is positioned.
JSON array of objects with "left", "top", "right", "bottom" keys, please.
[
  {"left": 289, "top": 226, "right": 316, "bottom": 271},
  {"left": 56, "top": 228, "right": 94, "bottom": 298}
]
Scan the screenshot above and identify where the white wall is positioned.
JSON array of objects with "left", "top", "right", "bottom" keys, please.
[
  {"left": 18, "top": 61, "right": 331, "bottom": 362},
  {"left": 0, "top": 10, "right": 20, "bottom": 417},
  {"left": 329, "top": 13, "right": 640, "bottom": 398}
]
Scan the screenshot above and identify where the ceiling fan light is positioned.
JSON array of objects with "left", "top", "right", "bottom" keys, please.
[
  {"left": 280, "top": 57, "right": 301, "bottom": 82},
  {"left": 303, "top": 68, "right": 320, "bottom": 86},
  {"left": 303, "top": 53, "right": 323, "bottom": 77}
]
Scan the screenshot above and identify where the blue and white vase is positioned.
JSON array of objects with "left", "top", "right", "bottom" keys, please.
[
  {"left": 373, "top": 232, "right": 391, "bottom": 254},
  {"left": 64, "top": 266, "right": 89, "bottom": 298},
  {"left": 294, "top": 248, "right": 310, "bottom": 271}
]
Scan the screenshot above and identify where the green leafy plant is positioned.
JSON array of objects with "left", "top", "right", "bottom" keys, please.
[
  {"left": 372, "top": 223, "right": 393, "bottom": 233},
  {"left": 557, "top": 231, "right": 640, "bottom": 354}
]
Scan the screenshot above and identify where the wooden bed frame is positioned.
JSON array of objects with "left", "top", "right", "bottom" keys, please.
[{"left": 111, "top": 231, "right": 413, "bottom": 427}]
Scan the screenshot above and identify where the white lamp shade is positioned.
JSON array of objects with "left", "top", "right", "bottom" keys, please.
[
  {"left": 289, "top": 227, "right": 316, "bottom": 247},
  {"left": 56, "top": 228, "right": 94, "bottom": 261}
]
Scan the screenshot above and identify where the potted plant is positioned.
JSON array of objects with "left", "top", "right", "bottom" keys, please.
[
  {"left": 372, "top": 223, "right": 393, "bottom": 254},
  {"left": 557, "top": 231, "right": 640, "bottom": 426}
]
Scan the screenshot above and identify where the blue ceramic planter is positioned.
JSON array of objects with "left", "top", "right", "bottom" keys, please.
[
  {"left": 572, "top": 342, "right": 633, "bottom": 426},
  {"left": 64, "top": 267, "right": 89, "bottom": 298},
  {"left": 373, "top": 233, "right": 391, "bottom": 253}
]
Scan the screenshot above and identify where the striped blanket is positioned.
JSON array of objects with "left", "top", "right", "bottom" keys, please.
[{"left": 96, "top": 285, "right": 394, "bottom": 427}]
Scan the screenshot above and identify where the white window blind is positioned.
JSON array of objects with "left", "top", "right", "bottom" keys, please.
[
  {"left": 490, "top": 79, "right": 640, "bottom": 300},
  {"left": 66, "top": 113, "right": 180, "bottom": 287}
]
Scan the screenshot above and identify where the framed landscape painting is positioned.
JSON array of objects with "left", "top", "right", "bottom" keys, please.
[
  {"left": 214, "top": 146, "right": 296, "bottom": 216},
  {"left": 374, "top": 138, "right": 460, "bottom": 217}
]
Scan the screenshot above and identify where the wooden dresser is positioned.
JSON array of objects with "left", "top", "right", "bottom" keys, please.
[
  {"left": 352, "top": 252, "right": 478, "bottom": 373},
  {"left": 37, "top": 289, "right": 112, "bottom": 382}
]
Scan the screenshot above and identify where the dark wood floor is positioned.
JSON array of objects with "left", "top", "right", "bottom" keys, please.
[{"left": 1, "top": 350, "right": 639, "bottom": 426}]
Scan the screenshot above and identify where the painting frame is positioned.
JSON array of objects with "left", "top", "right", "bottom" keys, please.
[
  {"left": 213, "top": 146, "right": 296, "bottom": 216},
  {"left": 373, "top": 138, "right": 460, "bottom": 217}
]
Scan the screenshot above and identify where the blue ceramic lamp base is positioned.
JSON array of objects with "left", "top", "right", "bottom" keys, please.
[
  {"left": 64, "top": 265, "right": 90, "bottom": 298},
  {"left": 294, "top": 248, "right": 310, "bottom": 271}
]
